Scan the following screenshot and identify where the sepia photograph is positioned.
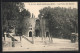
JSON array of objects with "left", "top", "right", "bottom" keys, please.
[{"left": 1, "top": 2, "right": 78, "bottom": 52}]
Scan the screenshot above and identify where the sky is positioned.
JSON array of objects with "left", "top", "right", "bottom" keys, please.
[{"left": 23, "top": 2, "right": 78, "bottom": 18}]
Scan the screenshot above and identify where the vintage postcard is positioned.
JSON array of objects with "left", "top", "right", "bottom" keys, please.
[{"left": 1, "top": 2, "right": 78, "bottom": 52}]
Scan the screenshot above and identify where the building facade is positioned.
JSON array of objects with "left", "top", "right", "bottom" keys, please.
[
  {"left": 22, "top": 14, "right": 50, "bottom": 37},
  {"left": 22, "top": 14, "right": 36, "bottom": 37}
]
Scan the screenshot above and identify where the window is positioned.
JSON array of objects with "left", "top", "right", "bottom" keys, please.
[{"left": 31, "top": 28, "right": 32, "bottom": 30}]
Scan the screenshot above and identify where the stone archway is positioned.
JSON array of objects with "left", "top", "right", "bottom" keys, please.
[
  {"left": 46, "top": 32, "right": 49, "bottom": 37},
  {"left": 35, "top": 30, "right": 40, "bottom": 37},
  {"left": 29, "top": 31, "right": 32, "bottom": 37}
]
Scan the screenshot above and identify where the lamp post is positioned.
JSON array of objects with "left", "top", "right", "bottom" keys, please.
[
  {"left": 41, "top": 15, "right": 43, "bottom": 42},
  {"left": 41, "top": 14, "right": 45, "bottom": 42}
]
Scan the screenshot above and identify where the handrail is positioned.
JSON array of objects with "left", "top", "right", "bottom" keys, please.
[{"left": 8, "top": 33, "right": 17, "bottom": 41}]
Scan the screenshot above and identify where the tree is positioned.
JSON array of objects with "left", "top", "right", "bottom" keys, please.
[
  {"left": 1, "top": 2, "right": 24, "bottom": 20},
  {"left": 17, "top": 9, "right": 31, "bottom": 35},
  {"left": 20, "top": 9, "right": 31, "bottom": 18},
  {"left": 1, "top": 2, "right": 31, "bottom": 36},
  {"left": 1, "top": 2, "right": 24, "bottom": 31},
  {"left": 39, "top": 6, "right": 78, "bottom": 39}
]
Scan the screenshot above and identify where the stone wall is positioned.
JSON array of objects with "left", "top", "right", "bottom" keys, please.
[{"left": 22, "top": 17, "right": 36, "bottom": 37}]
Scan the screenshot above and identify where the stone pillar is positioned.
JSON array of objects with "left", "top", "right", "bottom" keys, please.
[
  {"left": 12, "top": 35, "right": 15, "bottom": 47},
  {"left": 20, "top": 36, "right": 22, "bottom": 41},
  {"left": 4, "top": 32, "right": 7, "bottom": 41},
  {"left": 41, "top": 17, "right": 43, "bottom": 42}
]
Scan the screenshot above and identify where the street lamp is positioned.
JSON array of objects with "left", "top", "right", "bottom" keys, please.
[{"left": 41, "top": 15, "right": 43, "bottom": 41}]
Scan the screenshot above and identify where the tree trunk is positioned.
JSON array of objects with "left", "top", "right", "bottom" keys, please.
[
  {"left": 51, "top": 35, "right": 53, "bottom": 43},
  {"left": 32, "top": 34, "right": 34, "bottom": 44},
  {"left": 49, "top": 33, "right": 50, "bottom": 42},
  {"left": 50, "top": 32, "right": 53, "bottom": 43}
]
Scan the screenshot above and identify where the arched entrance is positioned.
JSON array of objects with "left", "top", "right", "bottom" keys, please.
[
  {"left": 35, "top": 30, "right": 40, "bottom": 37},
  {"left": 29, "top": 31, "right": 32, "bottom": 37},
  {"left": 46, "top": 32, "right": 49, "bottom": 37}
]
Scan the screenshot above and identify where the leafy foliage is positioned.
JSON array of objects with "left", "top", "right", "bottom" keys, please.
[
  {"left": 1, "top": 2, "right": 31, "bottom": 35},
  {"left": 39, "top": 6, "right": 78, "bottom": 38},
  {"left": 20, "top": 9, "right": 31, "bottom": 18},
  {"left": 1, "top": 2, "right": 24, "bottom": 20}
]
